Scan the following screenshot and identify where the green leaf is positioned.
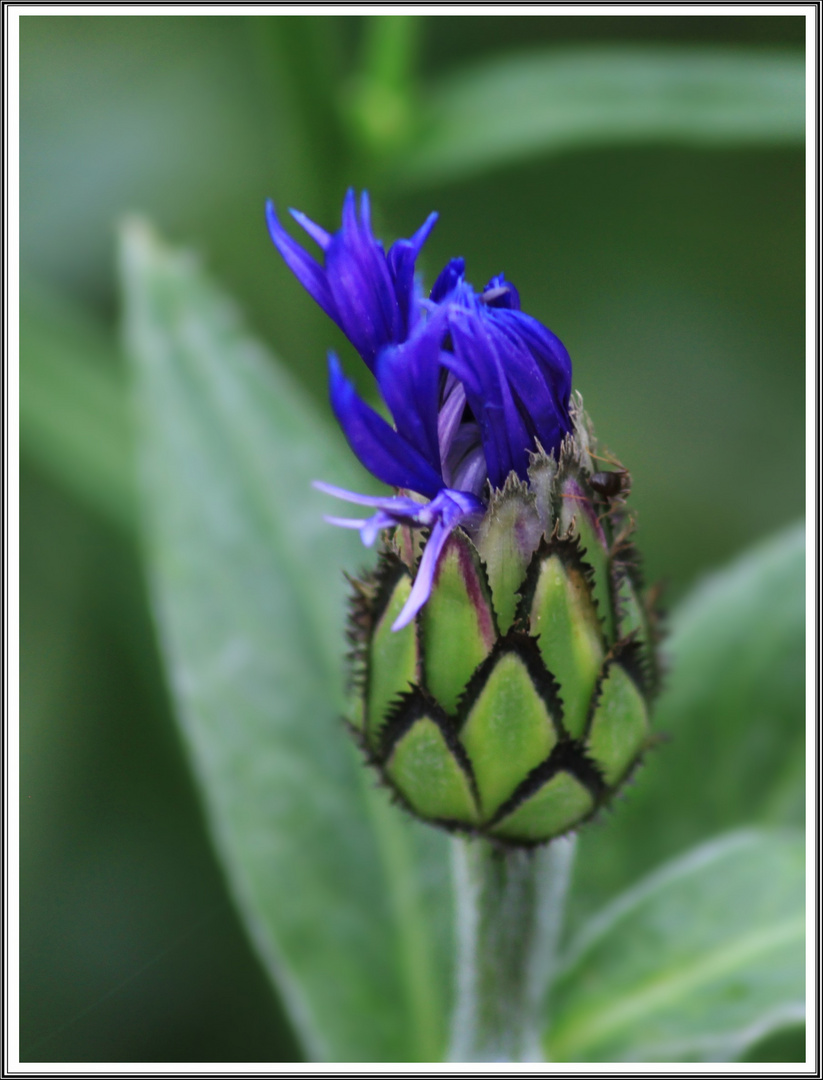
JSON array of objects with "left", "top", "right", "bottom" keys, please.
[
  {"left": 548, "top": 830, "right": 805, "bottom": 1062},
  {"left": 20, "top": 281, "right": 134, "bottom": 532},
  {"left": 572, "top": 521, "right": 805, "bottom": 921},
  {"left": 120, "top": 220, "right": 452, "bottom": 1063},
  {"left": 738, "top": 1022, "right": 805, "bottom": 1062},
  {"left": 399, "top": 47, "right": 805, "bottom": 187}
]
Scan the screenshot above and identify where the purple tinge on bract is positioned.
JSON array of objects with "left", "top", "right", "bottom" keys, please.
[
  {"left": 266, "top": 188, "right": 574, "bottom": 628},
  {"left": 313, "top": 482, "right": 484, "bottom": 631}
]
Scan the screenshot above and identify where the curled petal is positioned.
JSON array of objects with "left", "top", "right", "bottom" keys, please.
[
  {"left": 312, "top": 480, "right": 423, "bottom": 515},
  {"left": 321, "top": 512, "right": 398, "bottom": 547},
  {"left": 315, "top": 484, "right": 484, "bottom": 630},
  {"left": 391, "top": 490, "right": 482, "bottom": 629},
  {"left": 392, "top": 516, "right": 452, "bottom": 630},
  {"left": 328, "top": 354, "right": 444, "bottom": 498}
]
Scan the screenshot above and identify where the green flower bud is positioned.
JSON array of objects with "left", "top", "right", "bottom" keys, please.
[{"left": 345, "top": 397, "right": 661, "bottom": 848}]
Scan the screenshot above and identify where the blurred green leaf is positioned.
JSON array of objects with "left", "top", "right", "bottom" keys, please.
[
  {"left": 738, "top": 1022, "right": 806, "bottom": 1062},
  {"left": 20, "top": 283, "right": 134, "bottom": 532},
  {"left": 120, "top": 221, "right": 453, "bottom": 1063},
  {"left": 399, "top": 47, "right": 805, "bottom": 186},
  {"left": 548, "top": 830, "right": 805, "bottom": 1062},
  {"left": 572, "top": 521, "right": 805, "bottom": 921}
]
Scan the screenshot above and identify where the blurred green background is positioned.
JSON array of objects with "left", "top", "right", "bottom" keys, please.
[{"left": 19, "top": 15, "right": 805, "bottom": 1062}]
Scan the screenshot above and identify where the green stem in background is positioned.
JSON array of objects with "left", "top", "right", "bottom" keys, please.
[
  {"left": 360, "top": 14, "right": 421, "bottom": 98},
  {"left": 345, "top": 15, "right": 422, "bottom": 167},
  {"left": 448, "top": 834, "right": 577, "bottom": 1063}
]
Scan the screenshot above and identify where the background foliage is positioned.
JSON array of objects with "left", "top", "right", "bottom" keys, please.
[{"left": 19, "top": 14, "right": 805, "bottom": 1062}]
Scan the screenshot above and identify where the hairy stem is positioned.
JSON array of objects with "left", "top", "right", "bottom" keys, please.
[{"left": 448, "top": 834, "right": 577, "bottom": 1063}]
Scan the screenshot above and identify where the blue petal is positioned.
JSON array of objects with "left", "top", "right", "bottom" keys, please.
[
  {"left": 443, "top": 425, "right": 487, "bottom": 496},
  {"left": 324, "top": 190, "right": 400, "bottom": 367},
  {"left": 393, "top": 515, "right": 452, "bottom": 629},
  {"left": 387, "top": 210, "right": 438, "bottom": 337},
  {"left": 268, "top": 190, "right": 439, "bottom": 370},
  {"left": 494, "top": 309, "right": 572, "bottom": 413},
  {"left": 448, "top": 309, "right": 533, "bottom": 488},
  {"left": 486, "top": 317, "right": 570, "bottom": 458},
  {"left": 289, "top": 207, "right": 332, "bottom": 251},
  {"left": 374, "top": 309, "right": 449, "bottom": 473},
  {"left": 438, "top": 351, "right": 481, "bottom": 397},
  {"left": 391, "top": 490, "right": 483, "bottom": 630},
  {"left": 313, "top": 485, "right": 485, "bottom": 625},
  {"left": 327, "top": 354, "right": 445, "bottom": 499},
  {"left": 482, "top": 274, "right": 521, "bottom": 310},
  {"left": 436, "top": 375, "right": 467, "bottom": 465},
  {"left": 430, "top": 257, "right": 465, "bottom": 304},
  {"left": 312, "top": 481, "right": 423, "bottom": 515},
  {"left": 266, "top": 201, "right": 336, "bottom": 322}
]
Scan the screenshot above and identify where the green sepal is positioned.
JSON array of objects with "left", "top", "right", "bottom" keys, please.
[
  {"left": 521, "top": 538, "right": 605, "bottom": 739},
  {"left": 616, "top": 568, "right": 645, "bottom": 640},
  {"left": 558, "top": 476, "right": 616, "bottom": 643},
  {"left": 567, "top": 391, "right": 597, "bottom": 472},
  {"left": 490, "top": 770, "right": 595, "bottom": 844},
  {"left": 344, "top": 569, "right": 376, "bottom": 734},
  {"left": 615, "top": 566, "right": 660, "bottom": 695},
  {"left": 391, "top": 518, "right": 425, "bottom": 569},
  {"left": 420, "top": 530, "right": 496, "bottom": 714},
  {"left": 457, "top": 636, "right": 561, "bottom": 820},
  {"left": 345, "top": 681, "right": 366, "bottom": 733},
  {"left": 475, "top": 474, "right": 543, "bottom": 633},
  {"left": 366, "top": 557, "right": 419, "bottom": 749},
  {"left": 527, "top": 446, "right": 559, "bottom": 536},
  {"left": 585, "top": 653, "right": 650, "bottom": 786},
  {"left": 382, "top": 692, "right": 479, "bottom": 826}
]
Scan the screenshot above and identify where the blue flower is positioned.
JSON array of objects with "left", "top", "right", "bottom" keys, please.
[
  {"left": 266, "top": 188, "right": 437, "bottom": 371},
  {"left": 267, "top": 189, "right": 573, "bottom": 628}
]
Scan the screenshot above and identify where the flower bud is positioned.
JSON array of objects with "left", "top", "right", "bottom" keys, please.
[{"left": 346, "top": 399, "right": 660, "bottom": 847}]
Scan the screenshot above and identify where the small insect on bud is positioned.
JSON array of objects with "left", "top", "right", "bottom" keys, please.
[
  {"left": 268, "top": 188, "right": 662, "bottom": 847},
  {"left": 590, "top": 470, "right": 631, "bottom": 499}
]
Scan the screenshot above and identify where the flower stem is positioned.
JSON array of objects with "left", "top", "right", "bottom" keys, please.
[{"left": 447, "top": 834, "right": 577, "bottom": 1063}]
